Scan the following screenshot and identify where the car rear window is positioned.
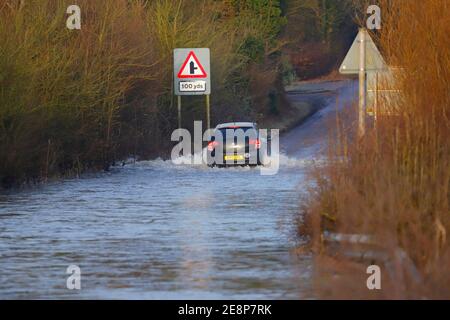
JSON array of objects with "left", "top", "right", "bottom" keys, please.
[{"left": 215, "top": 127, "right": 257, "bottom": 140}]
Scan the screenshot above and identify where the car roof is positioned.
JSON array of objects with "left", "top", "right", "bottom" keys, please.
[{"left": 215, "top": 122, "right": 256, "bottom": 129}]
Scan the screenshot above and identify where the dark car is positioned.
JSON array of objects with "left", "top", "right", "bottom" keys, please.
[{"left": 207, "top": 122, "right": 268, "bottom": 167}]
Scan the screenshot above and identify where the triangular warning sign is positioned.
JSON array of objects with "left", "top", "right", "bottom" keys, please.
[
  {"left": 339, "top": 29, "right": 388, "bottom": 74},
  {"left": 177, "top": 51, "right": 207, "bottom": 78}
]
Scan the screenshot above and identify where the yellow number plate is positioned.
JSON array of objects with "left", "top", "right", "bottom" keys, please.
[{"left": 224, "top": 155, "right": 244, "bottom": 161}]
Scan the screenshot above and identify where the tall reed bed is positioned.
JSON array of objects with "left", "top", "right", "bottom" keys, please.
[{"left": 303, "top": 0, "right": 450, "bottom": 298}]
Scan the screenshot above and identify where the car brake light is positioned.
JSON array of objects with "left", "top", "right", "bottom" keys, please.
[
  {"left": 249, "top": 139, "right": 261, "bottom": 149},
  {"left": 207, "top": 141, "right": 219, "bottom": 151}
]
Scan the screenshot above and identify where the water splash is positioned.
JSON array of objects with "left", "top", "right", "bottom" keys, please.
[{"left": 123, "top": 150, "right": 324, "bottom": 172}]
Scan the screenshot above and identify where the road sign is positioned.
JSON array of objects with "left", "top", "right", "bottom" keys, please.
[
  {"left": 174, "top": 48, "right": 210, "bottom": 96},
  {"left": 339, "top": 29, "right": 387, "bottom": 74},
  {"left": 177, "top": 51, "right": 207, "bottom": 78},
  {"left": 173, "top": 48, "right": 212, "bottom": 129},
  {"left": 339, "top": 28, "right": 388, "bottom": 137}
]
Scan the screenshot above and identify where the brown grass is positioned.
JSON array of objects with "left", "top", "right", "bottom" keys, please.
[{"left": 303, "top": 0, "right": 450, "bottom": 299}]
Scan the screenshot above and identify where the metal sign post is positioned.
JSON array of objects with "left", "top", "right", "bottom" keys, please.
[
  {"left": 374, "top": 72, "right": 379, "bottom": 123},
  {"left": 359, "top": 29, "right": 366, "bottom": 137},
  {"left": 206, "top": 94, "right": 211, "bottom": 130},
  {"left": 173, "top": 48, "right": 211, "bottom": 129},
  {"left": 177, "top": 96, "right": 182, "bottom": 129}
]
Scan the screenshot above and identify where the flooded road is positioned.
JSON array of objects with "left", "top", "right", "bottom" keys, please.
[{"left": 0, "top": 80, "right": 355, "bottom": 299}]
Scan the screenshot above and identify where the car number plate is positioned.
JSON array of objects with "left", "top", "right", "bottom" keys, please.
[{"left": 224, "top": 155, "right": 244, "bottom": 161}]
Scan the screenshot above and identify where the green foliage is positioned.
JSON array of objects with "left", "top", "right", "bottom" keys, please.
[
  {"left": 317, "top": 0, "right": 353, "bottom": 44},
  {"left": 239, "top": 36, "right": 266, "bottom": 63},
  {"left": 285, "top": 0, "right": 353, "bottom": 44},
  {"left": 280, "top": 57, "right": 297, "bottom": 85},
  {"left": 228, "top": 0, "right": 287, "bottom": 38},
  {"left": 282, "top": 0, "right": 357, "bottom": 78},
  {"left": 268, "top": 90, "right": 280, "bottom": 115}
]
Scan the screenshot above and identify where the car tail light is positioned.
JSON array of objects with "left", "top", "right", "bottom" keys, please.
[
  {"left": 249, "top": 139, "right": 261, "bottom": 149},
  {"left": 207, "top": 141, "right": 219, "bottom": 151}
]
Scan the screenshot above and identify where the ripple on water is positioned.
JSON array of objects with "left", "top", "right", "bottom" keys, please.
[{"left": 0, "top": 152, "right": 313, "bottom": 299}]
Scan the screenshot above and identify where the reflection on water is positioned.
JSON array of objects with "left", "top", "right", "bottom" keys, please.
[{"left": 0, "top": 156, "right": 313, "bottom": 299}]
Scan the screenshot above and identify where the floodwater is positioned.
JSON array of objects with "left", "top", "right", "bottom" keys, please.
[{"left": 0, "top": 81, "right": 355, "bottom": 299}]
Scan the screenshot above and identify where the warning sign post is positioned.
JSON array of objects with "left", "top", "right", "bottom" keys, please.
[{"left": 173, "top": 48, "right": 212, "bottom": 128}]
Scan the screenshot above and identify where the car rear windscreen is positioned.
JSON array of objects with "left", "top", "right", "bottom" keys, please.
[{"left": 215, "top": 127, "right": 257, "bottom": 141}]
